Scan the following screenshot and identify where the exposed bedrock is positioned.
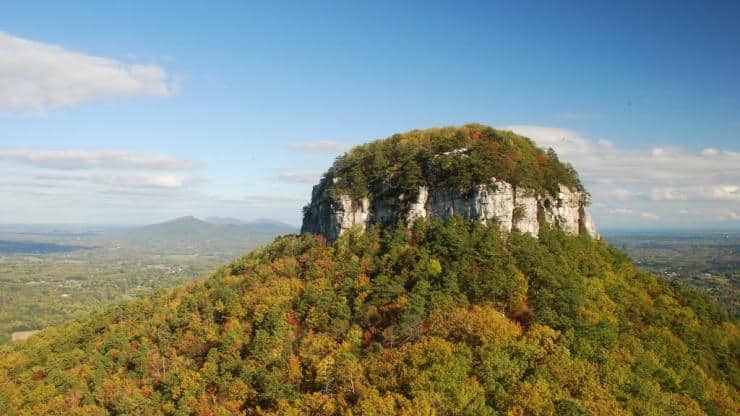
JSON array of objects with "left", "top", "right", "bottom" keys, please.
[{"left": 302, "top": 178, "right": 598, "bottom": 241}]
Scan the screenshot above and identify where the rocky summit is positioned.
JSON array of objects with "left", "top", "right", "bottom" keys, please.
[{"left": 302, "top": 124, "right": 598, "bottom": 241}]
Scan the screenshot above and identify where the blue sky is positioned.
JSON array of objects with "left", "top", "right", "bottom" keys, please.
[{"left": 0, "top": 0, "right": 738, "bottom": 228}]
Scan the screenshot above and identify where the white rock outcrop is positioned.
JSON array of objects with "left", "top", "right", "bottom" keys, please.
[
  {"left": 406, "top": 186, "right": 429, "bottom": 225},
  {"left": 553, "top": 184, "right": 582, "bottom": 235},
  {"left": 301, "top": 191, "right": 371, "bottom": 241},
  {"left": 302, "top": 178, "right": 598, "bottom": 240},
  {"left": 513, "top": 189, "right": 540, "bottom": 237},
  {"left": 474, "top": 179, "right": 515, "bottom": 232},
  {"left": 410, "top": 179, "right": 515, "bottom": 233},
  {"left": 334, "top": 195, "right": 370, "bottom": 238}
]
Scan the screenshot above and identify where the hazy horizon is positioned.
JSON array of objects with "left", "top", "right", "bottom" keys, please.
[
  {"left": 2, "top": 219, "right": 740, "bottom": 234},
  {"left": 0, "top": 216, "right": 301, "bottom": 228}
]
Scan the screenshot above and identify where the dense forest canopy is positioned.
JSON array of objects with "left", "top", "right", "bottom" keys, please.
[
  {"left": 0, "top": 220, "right": 737, "bottom": 415},
  {"left": 310, "top": 124, "right": 585, "bottom": 208},
  {"left": 1, "top": 125, "right": 737, "bottom": 415}
]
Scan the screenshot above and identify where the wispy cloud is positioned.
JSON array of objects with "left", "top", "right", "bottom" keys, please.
[
  {"left": 719, "top": 210, "right": 740, "bottom": 221},
  {"left": 505, "top": 125, "right": 740, "bottom": 191},
  {"left": 597, "top": 139, "right": 613, "bottom": 149},
  {"left": 0, "top": 149, "right": 197, "bottom": 170},
  {"left": 591, "top": 188, "right": 636, "bottom": 202},
  {"left": 33, "top": 171, "right": 203, "bottom": 190},
  {"left": 0, "top": 146, "right": 204, "bottom": 201},
  {"left": 648, "top": 185, "right": 740, "bottom": 201},
  {"left": 607, "top": 208, "right": 660, "bottom": 221},
  {"left": 286, "top": 140, "right": 351, "bottom": 154},
  {"left": 0, "top": 31, "right": 175, "bottom": 113},
  {"left": 503, "top": 125, "right": 591, "bottom": 155}
]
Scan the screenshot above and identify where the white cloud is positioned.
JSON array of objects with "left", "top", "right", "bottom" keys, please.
[
  {"left": 651, "top": 147, "right": 666, "bottom": 157},
  {"left": 0, "top": 149, "right": 197, "bottom": 170},
  {"left": 606, "top": 207, "right": 660, "bottom": 221},
  {"left": 648, "top": 187, "right": 690, "bottom": 201},
  {"left": 592, "top": 188, "right": 635, "bottom": 202},
  {"left": 33, "top": 171, "right": 201, "bottom": 190},
  {"left": 103, "top": 174, "right": 197, "bottom": 189},
  {"left": 640, "top": 212, "right": 660, "bottom": 220},
  {"left": 506, "top": 125, "right": 739, "bottom": 228},
  {"left": 507, "top": 125, "right": 740, "bottom": 188},
  {"left": 608, "top": 208, "right": 635, "bottom": 215},
  {"left": 0, "top": 31, "right": 175, "bottom": 113},
  {"left": 718, "top": 210, "right": 740, "bottom": 221},
  {"left": 146, "top": 175, "right": 187, "bottom": 188},
  {"left": 648, "top": 185, "right": 740, "bottom": 201},
  {"left": 712, "top": 185, "right": 739, "bottom": 200},
  {"left": 0, "top": 147, "right": 203, "bottom": 203},
  {"left": 286, "top": 140, "right": 352, "bottom": 154},
  {"left": 504, "top": 125, "right": 591, "bottom": 155}
]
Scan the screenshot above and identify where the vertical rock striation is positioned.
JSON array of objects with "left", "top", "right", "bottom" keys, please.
[
  {"left": 301, "top": 188, "right": 371, "bottom": 241},
  {"left": 302, "top": 177, "right": 598, "bottom": 241},
  {"left": 513, "top": 188, "right": 540, "bottom": 237}
]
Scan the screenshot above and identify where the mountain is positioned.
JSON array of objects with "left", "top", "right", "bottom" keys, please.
[
  {"left": 121, "top": 216, "right": 297, "bottom": 243},
  {"left": 124, "top": 216, "right": 230, "bottom": 241},
  {"left": 205, "top": 217, "right": 297, "bottom": 232},
  {"left": 241, "top": 219, "right": 298, "bottom": 234},
  {"left": 204, "top": 216, "right": 245, "bottom": 226},
  {"left": 0, "top": 125, "right": 737, "bottom": 415}
]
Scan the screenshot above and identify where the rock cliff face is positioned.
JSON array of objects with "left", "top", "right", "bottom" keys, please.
[
  {"left": 514, "top": 189, "right": 540, "bottom": 237},
  {"left": 302, "top": 188, "right": 371, "bottom": 242},
  {"left": 301, "top": 124, "right": 599, "bottom": 241},
  {"left": 302, "top": 177, "right": 598, "bottom": 241}
]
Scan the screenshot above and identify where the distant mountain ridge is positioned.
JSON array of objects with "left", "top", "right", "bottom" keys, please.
[
  {"left": 204, "top": 216, "right": 245, "bottom": 225},
  {"left": 121, "top": 216, "right": 297, "bottom": 243}
]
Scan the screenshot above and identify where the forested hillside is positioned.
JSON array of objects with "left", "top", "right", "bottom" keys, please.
[
  {"left": 1, "top": 220, "right": 737, "bottom": 415},
  {"left": 0, "top": 126, "right": 737, "bottom": 415}
]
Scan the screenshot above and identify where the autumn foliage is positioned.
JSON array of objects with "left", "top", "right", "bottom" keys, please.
[{"left": 0, "top": 219, "right": 737, "bottom": 415}]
